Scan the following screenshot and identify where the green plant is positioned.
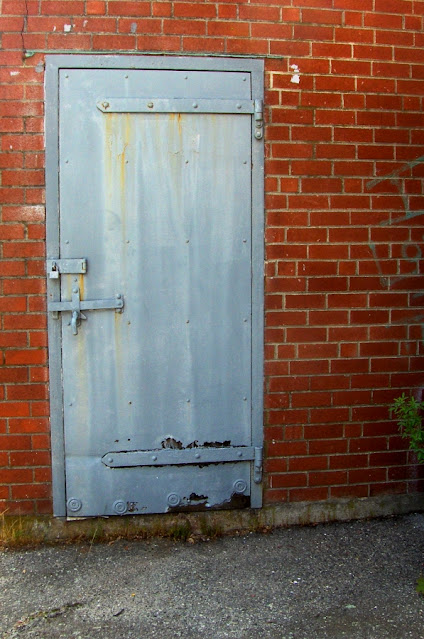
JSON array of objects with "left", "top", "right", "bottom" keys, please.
[
  {"left": 199, "top": 516, "right": 223, "bottom": 539},
  {"left": 391, "top": 394, "right": 424, "bottom": 463},
  {"left": 416, "top": 577, "right": 424, "bottom": 596},
  {"left": 167, "top": 520, "right": 192, "bottom": 542}
]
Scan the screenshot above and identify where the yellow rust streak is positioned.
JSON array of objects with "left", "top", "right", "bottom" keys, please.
[{"left": 78, "top": 274, "right": 84, "bottom": 300}]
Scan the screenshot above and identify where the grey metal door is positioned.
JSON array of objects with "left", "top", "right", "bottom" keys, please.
[{"left": 46, "top": 56, "right": 264, "bottom": 517}]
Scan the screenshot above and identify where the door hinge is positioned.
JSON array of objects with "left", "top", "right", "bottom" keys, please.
[
  {"left": 254, "top": 446, "right": 263, "bottom": 484},
  {"left": 254, "top": 99, "right": 263, "bottom": 140}
]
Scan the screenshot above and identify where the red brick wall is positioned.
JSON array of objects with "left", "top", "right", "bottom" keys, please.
[{"left": 1, "top": 0, "right": 424, "bottom": 514}]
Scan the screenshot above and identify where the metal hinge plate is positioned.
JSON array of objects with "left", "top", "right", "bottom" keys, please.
[
  {"left": 101, "top": 446, "right": 263, "bottom": 483},
  {"left": 254, "top": 99, "right": 263, "bottom": 140},
  {"left": 97, "top": 98, "right": 255, "bottom": 114}
]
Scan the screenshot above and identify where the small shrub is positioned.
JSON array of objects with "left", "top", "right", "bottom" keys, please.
[{"left": 391, "top": 394, "right": 424, "bottom": 463}]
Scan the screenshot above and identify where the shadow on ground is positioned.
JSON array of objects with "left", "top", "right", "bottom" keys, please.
[{"left": 1, "top": 513, "right": 424, "bottom": 638}]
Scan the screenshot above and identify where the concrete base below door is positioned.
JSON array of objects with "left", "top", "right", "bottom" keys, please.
[{"left": 1, "top": 493, "right": 424, "bottom": 546}]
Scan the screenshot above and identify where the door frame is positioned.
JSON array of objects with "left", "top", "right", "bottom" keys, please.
[{"left": 45, "top": 55, "right": 264, "bottom": 517}]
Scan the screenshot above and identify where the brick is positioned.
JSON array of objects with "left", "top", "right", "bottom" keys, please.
[
  {"left": 0, "top": 17, "right": 25, "bottom": 30},
  {"left": 264, "top": 489, "right": 288, "bottom": 503},
  {"left": 349, "top": 437, "right": 388, "bottom": 453},
  {"left": 291, "top": 357, "right": 330, "bottom": 373},
  {"left": 40, "top": 1, "right": 84, "bottom": 13},
  {"left": 364, "top": 13, "right": 403, "bottom": 29},
  {"left": 316, "top": 144, "right": 355, "bottom": 159},
  {"left": 303, "top": 8, "right": 343, "bottom": 25},
  {"left": 267, "top": 441, "right": 308, "bottom": 457},
  {"left": 282, "top": 7, "right": 301, "bottom": 22},
  {"left": 0, "top": 332, "right": 27, "bottom": 348},
  {"left": 270, "top": 40, "right": 311, "bottom": 58},
  {"left": 292, "top": 391, "right": 332, "bottom": 408},
  {"left": 309, "top": 470, "right": 347, "bottom": 486},
  {"left": 1, "top": 134, "right": 44, "bottom": 152},
  {"left": 331, "top": 485, "right": 369, "bottom": 498},
  {"left": 305, "top": 424, "right": 344, "bottom": 439},
  {"left": 10, "top": 451, "right": 50, "bottom": 466},
  {"left": 270, "top": 473, "right": 307, "bottom": 489},
  {"left": 86, "top": 1, "right": 106, "bottom": 14},
  {"left": 5, "top": 350, "right": 47, "bottom": 366},
  {"left": 0, "top": 469, "right": 32, "bottom": 484},
  {"left": 174, "top": 3, "right": 216, "bottom": 18},
  {"left": 136, "top": 36, "right": 180, "bottom": 51},
  {"left": 0, "top": 402, "right": 30, "bottom": 418},
  {"left": 370, "top": 451, "right": 408, "bottom": 467},
  {"left": 2, "top": 170, "right": 44, "bottom": 187},
  {"left": 217, "top": 5, "right": 237, "bottom": 19},
  {"left": 7, "top": 384, "right": 47, "bottom": 401},
  {"left": 334, "top": 0, "right": 373, "bottom": 8},
  {"left": 312, "top": 42, "right": 353, "bottom": 59},
  {"left": 34, "top": 466, "right": 52, "bottom": 482},
  {"left": 354, "top": 44, "right": 393, "bottom": 61},
  {"left": 227, "top": 39, "right": 269, "bottom": 55},
  {"left": 375, "top": 0, "right": 412, "bottom": 13},
  {"left": 289, "top": 456, "right": 328, "bottom": 472},
  {"left": 11, "top": 484, "right": 51, "bottom": 499},
  {"left": 309, "top": 408, "right": 350, "bottom": 424},
  {"left": 0, "top": 501, "right": 36, "bottom": 515},
  {"left": 329, "top": 454, "right": 368, "bottom": 470},
  {"left": 293, "top": 127, "right": 333, "bottom": 143},
  {"left": 309, "top": 439, "right": 348, "bottom": 454},
  {"left": 108, "top": 1, "right": 150, "bottom": 15},
  {"left": 47, "top": 33, "right": 92, "bottom": 49},
  {"left": 92, "top": 35, "right": 136, "bottom": 49},
  {"left": 289, "top": 487, "right": 329, "bottom": 502},
  {"left": 9, "top": 418, "right": 49, "bottom": 434},
  {"left": 164, "top": 19, "right": 206, "bottom": 35},
  {"left": 294, "top": 24, "right": 333, "bottom": 41},
  {"left": 317, "top": 110, "right": 356, "bottom": 126},
  {"left": 118, "top": 18, "right": 161, "bottom": 34}
]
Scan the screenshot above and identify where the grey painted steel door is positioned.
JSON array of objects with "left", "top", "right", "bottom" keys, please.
[{"left": 47, "top": 58, "right": 263, "bottom": 517}]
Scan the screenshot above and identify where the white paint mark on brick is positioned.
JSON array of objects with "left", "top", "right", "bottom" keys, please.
[{"left": 290, "top": 64, "right": 300, "bottom": 85}]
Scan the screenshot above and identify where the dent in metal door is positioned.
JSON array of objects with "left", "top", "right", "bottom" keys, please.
[{"left": 45, "top": 56, "right": 264, "bottom": 517}]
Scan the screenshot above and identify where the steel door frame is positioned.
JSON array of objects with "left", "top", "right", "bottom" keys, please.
[{"left": 45, "top": 55, "right": 264, "bottom": 517}]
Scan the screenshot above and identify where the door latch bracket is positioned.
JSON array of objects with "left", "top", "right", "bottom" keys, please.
[
  {"left": 47, "top": 258, "right": 87, "bottom": 278},
  {"left": 48, "top": 286, "right": 124, "bottom": 335}
]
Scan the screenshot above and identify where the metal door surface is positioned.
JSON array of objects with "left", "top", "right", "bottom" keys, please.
[{"left": 46, "top": 56, "right": 264, "bottom": 517}]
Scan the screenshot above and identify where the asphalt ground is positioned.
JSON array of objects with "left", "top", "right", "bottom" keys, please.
[{"left": 1, "top": 512, "right": 424, "bottom": 639}]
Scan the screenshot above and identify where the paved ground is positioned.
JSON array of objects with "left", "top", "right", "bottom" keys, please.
[{"left": 1, "top": 513, "right": 424, "bottom": 638}]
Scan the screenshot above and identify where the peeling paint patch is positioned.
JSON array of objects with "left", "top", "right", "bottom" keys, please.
[
  {"left": 203, "top": 440, "right": 231, "bottom": 448},
  {"left": 162, "top": 437, "right": 183, "bottom": 450},
  {"left": 130, "top": 22, "right": 137, "bottom": 33},
  {"left": 189, "top": 493, "right": 208, "bottom": 502},
  {"left": 64, "top": 24, "right": 72, "bottom": 33}
]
